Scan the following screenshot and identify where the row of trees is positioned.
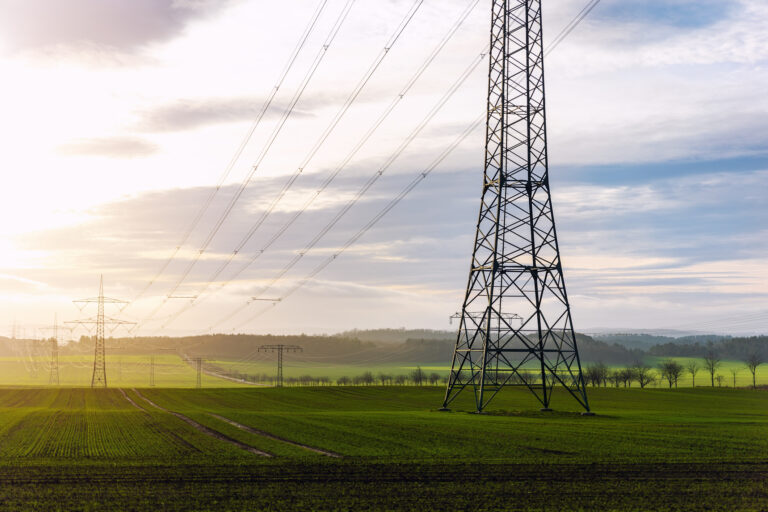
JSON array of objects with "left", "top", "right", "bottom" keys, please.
[
  {"left": 223, "top": 356, "right": 764, "bottom": 389},
  {"left": 584, "top": 352, "right": 764, "bottom": 389},
  {"left": 226, "top": 366, "right": 448, "bottom": 387}
]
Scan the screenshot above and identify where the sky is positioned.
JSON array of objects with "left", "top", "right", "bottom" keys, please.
[{"left": 0, "top": 0, "right": 766, "bottom": 339}]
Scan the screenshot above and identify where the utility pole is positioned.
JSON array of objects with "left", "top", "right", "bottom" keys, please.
[
  {"left": 442, "top": 0, "right": 591, "bottom": 414},
  {"left": 150, "top": 355, "right": 155, "bottom": 387},
  {"left": 67, "top": 276, "right": 135, "bottom": 388},
  {"left": 258, "top": 345, "right": 302, "bottom": 387}
]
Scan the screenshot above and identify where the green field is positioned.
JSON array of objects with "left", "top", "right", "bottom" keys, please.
[
  {"left": 3, "top": 352, "right": 766, "bottom": 390},
  {"left": 0, "top": 385, "right": 765, "bottom": 510},
  {"left": 0, "top": 355, "right": 250, "bottom": 388}
]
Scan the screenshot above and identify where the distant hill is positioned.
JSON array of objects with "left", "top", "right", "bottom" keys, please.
[
  {"left": 335, "top": 328, "right": 454, "bottom": 344},
  {"left": 648, "top": 336, "right": 768, "bottom": 359},
  {"left": 591, "top": 333, "right": 729, "bottom": 351},
  {"left": 9, "top": 329, "right": 763, "bottom": 369}
]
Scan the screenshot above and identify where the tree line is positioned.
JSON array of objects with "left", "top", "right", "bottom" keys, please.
[
  {"left": 222, "top": 366, "right": 448, "bottom": 387},
  {"left": 584, "top": 351, "right": 764, "bottom": 389}
]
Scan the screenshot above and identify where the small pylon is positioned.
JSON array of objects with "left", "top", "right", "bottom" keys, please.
[{"left": 258, "top": 345, "right": 302, "bottom": 387}]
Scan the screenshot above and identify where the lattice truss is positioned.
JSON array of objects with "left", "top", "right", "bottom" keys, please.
[{"left": 443, "top": 0, "right": 590, "bottom": 412}]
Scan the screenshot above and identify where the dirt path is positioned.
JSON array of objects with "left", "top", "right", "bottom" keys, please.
[
  {"left": 131, "top": 389, "right": 272, "bottom": 457},
  {"left": 209, "top": 413, "right": 342, "bottom": 458},
  {"left": 180, "top": 354, "right": 265, "bottom": 386},
  {"left": 117, "top": 388, "right": 146, "bottom": 412}
]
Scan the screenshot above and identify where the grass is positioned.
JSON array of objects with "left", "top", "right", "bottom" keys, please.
[
  {"left": 0, "top": 386, "right": 765, "bottom": 510},
  {"left": 0, "top": 354, "right": 249, "bottom": 388},
  {"left": 139, "top": 386, "right": 768, "bottom": 463}
]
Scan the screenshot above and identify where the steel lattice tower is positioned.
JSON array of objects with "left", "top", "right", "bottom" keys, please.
[
  {"left": 49, "top": 314, "right": 59, "bottom": 385},
  {"left": 68, "top": 276, "right": 134, "bottom": 388},
  {"left": 442, "top": 0, "right": 591, "bottom": 413},
  {"left": 258, "top": 345, "right": 302, "bottom": 387}
]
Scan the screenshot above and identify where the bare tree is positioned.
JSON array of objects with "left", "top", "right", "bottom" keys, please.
[
  {"left": 715, "top": 374, "right": 725, "bottom": 387},
  {"left": 619, "top": 368, "right": 634, "bottom": 388},
  {"left": 429, "top": 373, "right": 441, "bottom": 386},
  {"left": 745, "top": 353, "right": 763, "bottom": 389},
  {"left": 686, "top": 360, "right": 701, "bottom": 388},
  {"left": 411, "top": 366, "right": 426, "bottom": 386},
  {"left": 729, "top": 368, "right": 739, "bottom": 388},
  {"left": 632, "top": 363, "right": 655, "bottom": 389},
  {"left": 608, "top": 370, "right": 623, "bottom": 388},
  {"left": 658, "top": 360, "right": 684, "bottom": 389},
  {"left": 659, "top": 361, "right": 672, "bottom": 388},
  {"left": 585, "top": 364, "right": 603, "bottom": 387},
  {"left": 598, "top": 362, "right": 609, "bottom": 387},
  {"left": 703, "top": 351, "right": 722, "bottom": 387},
  {"left": 669, "top": 361, "right": 683, "bottom": 388}
]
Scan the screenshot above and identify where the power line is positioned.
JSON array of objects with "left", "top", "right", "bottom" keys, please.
[
  {"left": 208, "top": 47, "right": 486, "bottom": 331},
  {"left": 215, "top": 0, "right": 606, "bottom": 331},
  {"left": 123, "top": 0, "right": 331, "bottom": 311},
  {"left": 137, "top": 0, "right": 358, "bottom": 329},
  {"left": 233, "top": 114, "right": 485, "bottom": 331},
  {"left": 158, "top": 0, "right": 480, "bottom": 330},
  {"left": 545, "top": 0, "right": 601, "bottom": 56}
]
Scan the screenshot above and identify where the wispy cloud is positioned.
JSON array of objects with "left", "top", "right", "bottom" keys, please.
[
  {"left": 133, "top": 91, "right": 352, "bottom": 133},
  {"left": 57, "top": 137, "right": 159, "bottom": 158}
]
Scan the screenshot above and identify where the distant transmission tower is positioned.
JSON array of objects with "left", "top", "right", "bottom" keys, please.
[
  {"left": 258, "top": 345, "right": 302, "bottom": 387},
  {"left": 49, "top": 314, "right": 59, "bottom": 385},
  {"left": 150, "top": 355, "right": 155, "bottom": 387},
  {"left": 442, "top": 0, "right": 591, "bottom": 414},
  {"left": 68, "top": 276, "right": 135, "bottom": 388},
  {"left": 41, "top": 314, "right": 60, "bottom": 385},
  {"left": 195, "top": 357, "right": 202, "bottom": 388}
]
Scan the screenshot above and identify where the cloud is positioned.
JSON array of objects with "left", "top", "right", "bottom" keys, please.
[
  {"left": 57, "top": 137, "right": 159, "bottom": 158},
  {"left": 135, "top": 91, "right": 352, "bottom": 133},
  {"left": 0, "top": 274, "right": 46, "bottom": 289},
  {"left": 0, "top": 0, "right": 234, "bottom": 54}
]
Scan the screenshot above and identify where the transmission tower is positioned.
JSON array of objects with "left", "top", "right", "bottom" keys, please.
[
  {"left": 67, "top": 276, "right": 135, "bottom": 388},
  {"left": 150, "top": 355, "right": 155, "bottom": 387},
  {"left": 40, "top": 314, "right": 60, "bottom": 385},
  {"left": 49, "top": 315, "right": 59, "bottom": 385},
  {"left": 258, "top": 345, "right": 302, "bottom": 387},
  {"left": 195, "top": 357, "right": 202, "bottom": 388},
  {"left": 442, "top": 0, "right": 591, "bottom": 414}
]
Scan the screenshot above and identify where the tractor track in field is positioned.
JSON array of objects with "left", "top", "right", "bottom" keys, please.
[
  {"left": 118, "top": 388, "right": 201, "bottom": 453},
  {"left": 117, "top": 388, "right": 146, "bottom": 412},
  {"left": 130, "top": 389, "right": 272, "bottom": 457},
  {"left": 208, "top": 413, "right": 342, "bottom": 458}
]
